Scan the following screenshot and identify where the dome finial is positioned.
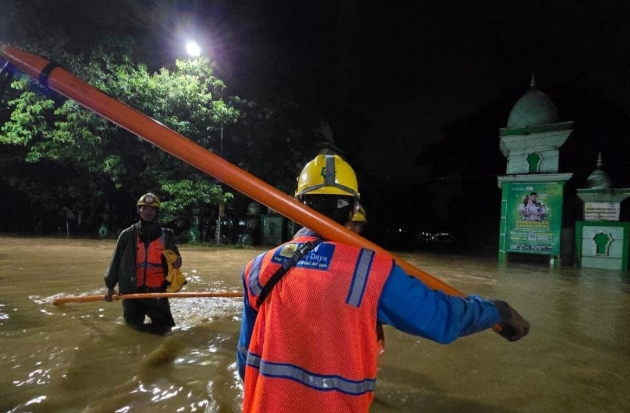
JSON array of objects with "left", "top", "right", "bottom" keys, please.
[
  {"left": 585, "top": 152, "right": 612, "bottom": 189},
  {"left": 530, "top": 72, "right": 536, "bottom": 88}
]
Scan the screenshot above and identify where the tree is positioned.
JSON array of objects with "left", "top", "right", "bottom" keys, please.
[
  {"left": 230, "top": 97, "right": 318, "bottom": 194},
  {"left": 0, "top": 49, "right": 238, "bottom": 234},
  {"left": 0, "top": 0, "right": 151, "bottom": 234},
  {"left": 0, "top": 0, "right": 320, "bottom": 237}
]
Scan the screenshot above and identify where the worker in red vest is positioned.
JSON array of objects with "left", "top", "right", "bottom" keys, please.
[
  {"left": 104, "top": 192, "right": 182, "bottom": 335},
  {"left": 237, "top": 154, "right": 529, "bottom": 412}
]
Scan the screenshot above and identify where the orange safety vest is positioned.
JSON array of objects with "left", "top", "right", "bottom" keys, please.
[
  {"left": 242, "top": 235, "right": 393, "bottom": 413},
  {"left": 136, "top": 230, "right": 166, "bottom": 289}
]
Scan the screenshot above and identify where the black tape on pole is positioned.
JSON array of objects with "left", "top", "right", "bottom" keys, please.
[{"left": 38, "top": 61, "right": 60, "bottom": 88}]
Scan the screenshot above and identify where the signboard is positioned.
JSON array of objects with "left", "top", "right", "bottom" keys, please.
[
  {"left": 584, "top": 202, "right": 620, "bottom": 221},
  {"left": 505, "top": 182, "right": 563, "bottom": 255}
]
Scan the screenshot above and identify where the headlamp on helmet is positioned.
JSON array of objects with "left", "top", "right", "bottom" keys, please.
[{"left": 137, "top": 193, "right": 161, "bottom": 209}]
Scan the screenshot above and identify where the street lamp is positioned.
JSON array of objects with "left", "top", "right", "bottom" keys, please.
[
  {"left": 184, "top": 39, "right": 223, "bottom": 157},
  {"left": 185, "top": 40, "right": 201, "bottom": 58},
  {"left": 184, "top": 39, "right": 226, "bottom": 243}
]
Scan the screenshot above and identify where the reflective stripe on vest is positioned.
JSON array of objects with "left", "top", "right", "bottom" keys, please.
[
  {"left": 346, "top": 248, "right": 374, "bottom": 307},
  {"left": 136, "top": 230, "right": 166, "bottom": 288},
  {"left": 247, "top": 253, "right": 266, "bottom": 298},
  {"left": 246, "top": 353, "right": 376, "bottom": 395}
]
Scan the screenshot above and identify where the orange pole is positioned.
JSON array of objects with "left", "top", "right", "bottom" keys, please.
[
  {"left": 52, "top": 291, "right": 243, "bottom": 305},
  {"left": 0, "top": 43, "right": 463, "bottom": 297}
]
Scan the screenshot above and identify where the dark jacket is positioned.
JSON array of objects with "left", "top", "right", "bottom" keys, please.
[{"left": 104, "top": 222, "right": 180, "bottom": 294}]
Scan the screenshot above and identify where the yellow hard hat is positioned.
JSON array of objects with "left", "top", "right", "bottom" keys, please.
[
  {"left": 137, "top": 192, "right": 161, "bottom": 209},
  {"left": 351, "top": 204, "right": 367, "bottom": 223},
  {"left": 295, "top": 154, "right": 359, "bottom": 201}
]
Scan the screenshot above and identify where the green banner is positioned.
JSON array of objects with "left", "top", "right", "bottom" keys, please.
[{"left": 505, "top": 182, "right": 563, "bottom": 255}]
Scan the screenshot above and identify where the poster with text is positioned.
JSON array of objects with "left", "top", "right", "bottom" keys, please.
[{"left": 505, "top": 182, "right": 563, "bottom": 255}]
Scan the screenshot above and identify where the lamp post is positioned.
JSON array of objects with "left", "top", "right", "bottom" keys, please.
[
  {"left": 185, "top": 40, "right": 225, "bottom": 243},
  {"left": 217, "top": 108, "right": 225, "bottom": 243}
]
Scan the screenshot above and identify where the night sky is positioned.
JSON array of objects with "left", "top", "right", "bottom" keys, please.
[
  {"left": 4, "top": 0, "right": 630, "bottom": 239},
  {"left": 4, "top": 0, "right": 630, "bottom": 173},
  {"left": 151, "top": 0, "right": 630, "bottom": 239},
  {"left": 140, "top": 0, "right": 630, "bottom": 181}
]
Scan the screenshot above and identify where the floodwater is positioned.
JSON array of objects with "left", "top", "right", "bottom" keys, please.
[{"left": 1, "top": 236, "right": 629, "bottom": 413}]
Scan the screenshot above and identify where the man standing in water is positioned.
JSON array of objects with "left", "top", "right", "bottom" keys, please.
[
  {"left": 104, "top": 193, "right": 182, "bottom": 335},
  {"left": 237, "top": 154, "right": 530, "bottom": 413}
]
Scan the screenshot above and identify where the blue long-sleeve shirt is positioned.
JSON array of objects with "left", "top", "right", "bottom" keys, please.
[
  {"left": 237, "top": 244, "right": 501, "bottom": 380},
  {"left": 376, "top": 263, "right": 500, "bottom": 342}
]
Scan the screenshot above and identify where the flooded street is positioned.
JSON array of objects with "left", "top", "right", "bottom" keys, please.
[{"left": 1, "top": 236, "right": 629, "bottom": 413}]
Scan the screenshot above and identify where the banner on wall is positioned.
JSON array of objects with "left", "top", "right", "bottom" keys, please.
[{"left": 505, "top": 182, "right": 563, "bottom": 255}]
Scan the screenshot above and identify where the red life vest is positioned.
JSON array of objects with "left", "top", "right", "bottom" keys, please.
[
  {"left": 136, "top": 230, "right": 166, "bottom": 289},
  {"left": 242, "top": 235, "right": 393, "bottom": 413}
]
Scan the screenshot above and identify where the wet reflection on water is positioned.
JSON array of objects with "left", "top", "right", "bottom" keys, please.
[{"left": 1, "top": 236, "right": 629, "bottom": 412}]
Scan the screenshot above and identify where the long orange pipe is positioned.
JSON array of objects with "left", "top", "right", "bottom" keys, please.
[
  {"left": 52, "top": 291, "right": 242, "bottom": 305},
  {"left": 0, "top": 43, "right": 463, "bottom": 297}
]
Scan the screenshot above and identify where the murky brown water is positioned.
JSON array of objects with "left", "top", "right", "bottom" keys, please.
[{"left": 1, "top": 236, "right": 629, "bottom": 413}]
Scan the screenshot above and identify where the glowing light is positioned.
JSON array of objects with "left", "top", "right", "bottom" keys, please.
[{"left": 186, "top": 41, "right": 201, "bottom": 57}]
